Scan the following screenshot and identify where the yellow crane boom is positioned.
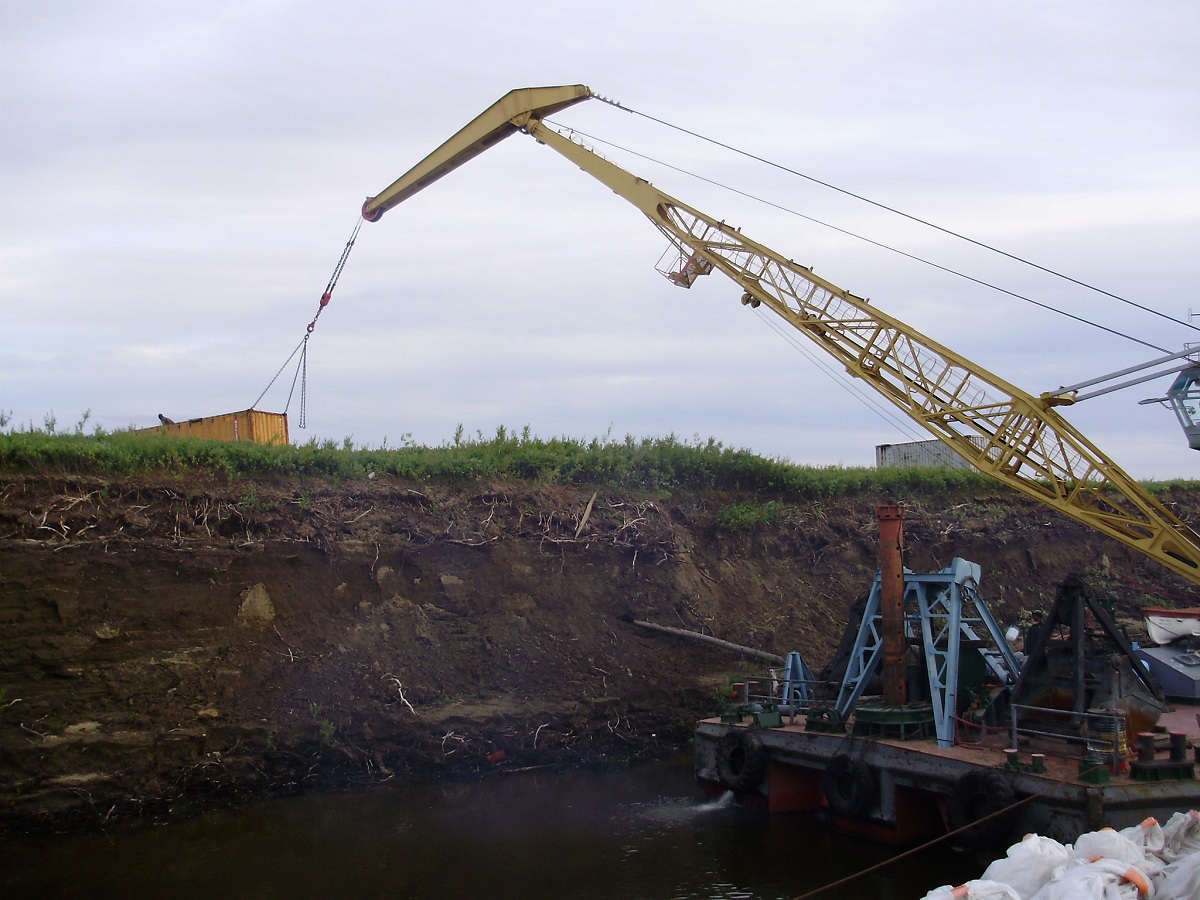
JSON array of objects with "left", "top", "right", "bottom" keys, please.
[{"left": 362, "top": 84, "right": 1200, "bottom": 585}]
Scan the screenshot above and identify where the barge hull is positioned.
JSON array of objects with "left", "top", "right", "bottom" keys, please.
[{"left": 695, "top": 709, "right": 1200, "bottom": 847}]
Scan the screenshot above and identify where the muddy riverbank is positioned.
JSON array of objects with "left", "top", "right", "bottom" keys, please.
[{"left": 2, "top": 472, "right": 1197, "bottom": 834}]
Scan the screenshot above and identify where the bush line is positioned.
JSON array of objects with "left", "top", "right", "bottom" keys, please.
[{"left": 0, "top": 425, "right": 1191, "bottom": 499}]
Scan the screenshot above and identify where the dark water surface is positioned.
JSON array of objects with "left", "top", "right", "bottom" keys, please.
[{"left": 2, "top": 758, "right": 981, "bottom": 899}]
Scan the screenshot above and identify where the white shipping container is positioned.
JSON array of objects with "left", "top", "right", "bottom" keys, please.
[{"left": 875, "top": 437, "right": 987, "bottom": 470}]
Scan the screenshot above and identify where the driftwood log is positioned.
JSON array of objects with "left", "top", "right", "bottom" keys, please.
[{"left": 631, "top": 619, "right": 784, "bottom": 664}]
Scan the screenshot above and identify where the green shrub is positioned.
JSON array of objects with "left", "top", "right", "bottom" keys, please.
[{"left": 717, "top": 500, "right": 787, "bottom": 530}]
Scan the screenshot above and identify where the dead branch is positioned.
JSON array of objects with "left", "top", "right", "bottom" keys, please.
[
  {"left": 574, "top": 491, "right": 598, "bottom": 539},
  {"left": 446, "top": 535, "right": 500, "bottom": 547},
  {"left": 383, "top": 675, "right": 417, "bottom": 714},
  {"left": 343, "top": 506, "right": 374, "bottom": 524}
]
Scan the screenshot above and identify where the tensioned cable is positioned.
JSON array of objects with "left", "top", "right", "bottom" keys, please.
[
  {"left": 590, "top": 97, "right": 1199, "bottom": 337},
  {"left": 751, "top": 307, "right": 929, "bottom": 445},
  {"left": 546, "top": 117, "right": 929, "bottom": 444},
  {"left": 540, "top": 119, "right": 1063, "bottom": 445},
  {"left": 547, "top": 121, "right": 1171, "bottom": 356},
  {"left": 251, "top": 335, "right": 305, "bottom": 411}
]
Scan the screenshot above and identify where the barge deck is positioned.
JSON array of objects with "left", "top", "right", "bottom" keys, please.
[{"left": 695, "top": 705, "right": 1200, "bottom": 848}]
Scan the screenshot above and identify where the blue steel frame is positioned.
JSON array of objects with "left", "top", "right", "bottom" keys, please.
[{"left": 833, "top": 558, "right": 1022, "bottom": 748}]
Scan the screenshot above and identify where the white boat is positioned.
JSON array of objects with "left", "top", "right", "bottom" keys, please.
[{"left": 1143, "top": 607, "right": 1200, "bottom": 645}]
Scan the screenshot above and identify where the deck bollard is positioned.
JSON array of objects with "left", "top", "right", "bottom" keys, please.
[
  {"left": 1170, "top": 731, "right": 1188, "bottom": 763},
  {"left": 1136, "top": 732, "right": 1156, "bottom": 763}
]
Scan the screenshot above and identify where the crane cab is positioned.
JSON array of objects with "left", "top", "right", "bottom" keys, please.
[{"left": 1167, "top": 365, "right": 1200, "bottom": 450}]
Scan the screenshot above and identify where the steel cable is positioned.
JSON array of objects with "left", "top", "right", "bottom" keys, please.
[
  {"left": 549, "top": 120, "right": 1172, "bottom": 355},
  {"left": 590, "top": 97, "right": 1198, "bottom": 338}
]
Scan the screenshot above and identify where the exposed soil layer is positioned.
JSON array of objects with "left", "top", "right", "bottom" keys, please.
[{"left": 2, "top": 472, "right": 1198, "bottom": 835}]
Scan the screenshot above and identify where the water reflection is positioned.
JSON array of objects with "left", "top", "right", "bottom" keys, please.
[{"left": 1, "top": 757, "right": 979, "bottom": 899}]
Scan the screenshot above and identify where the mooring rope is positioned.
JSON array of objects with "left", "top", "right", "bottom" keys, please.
[{"left": 793, "top": 784, "right": 1054, "bottom": 899}]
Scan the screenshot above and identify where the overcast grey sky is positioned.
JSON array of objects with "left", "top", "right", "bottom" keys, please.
[{"left": 2, "top": 1, "right": 1198, "bottom": 479}]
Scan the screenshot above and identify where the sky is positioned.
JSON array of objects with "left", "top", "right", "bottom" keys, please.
[{"left": 2, "top": 1, "right": 1199, "bottom": 479}]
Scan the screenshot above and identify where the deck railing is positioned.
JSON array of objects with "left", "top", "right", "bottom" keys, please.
[
  {"left": 729, "top": 670, "right": 835, "bottom": 722},
  {"left": 1008, "top": 703, "right": 1127, "bottom": 770},
  {"left": 727, "top": 678, "right": 1129, "bottom": 770}
]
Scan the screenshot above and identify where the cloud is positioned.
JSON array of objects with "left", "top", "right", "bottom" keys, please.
[{"left": 1, "top": 0, "right": 1197, "bottom": 481}]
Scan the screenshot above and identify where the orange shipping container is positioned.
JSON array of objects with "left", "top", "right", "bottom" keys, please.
[{"left": 138, "top": 409, "right": 289, "bottom": 445}]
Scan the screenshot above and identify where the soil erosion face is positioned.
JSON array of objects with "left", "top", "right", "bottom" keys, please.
[{"left": 1, "top": 473, "right": 1196, "bottom": 834}]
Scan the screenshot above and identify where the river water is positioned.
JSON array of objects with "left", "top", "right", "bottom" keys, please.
[{"left": 1, "top": 757, "right": 982, "bottom": 899}]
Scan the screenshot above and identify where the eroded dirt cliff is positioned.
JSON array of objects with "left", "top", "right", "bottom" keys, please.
[{"left": 2, "top": 472, "right": 1197, "bottom": 834}]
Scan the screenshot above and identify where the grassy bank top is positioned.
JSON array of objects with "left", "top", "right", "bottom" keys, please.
[
  {"left": 2, "top": 426, "right": 1195, "bottom": 501},
  {"left": 0, "top": 426, "right": 1037, "bottom": 498}
]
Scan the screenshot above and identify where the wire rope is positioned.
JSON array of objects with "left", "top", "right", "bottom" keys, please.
[
  {"left": 251, "top": 335, "right": 306, "bottom": 411},
  {"left": 548, "top": 121, "right": 1171, "bottom": 355},
  {"left": 590, "top": 97, "right": 1198, "bottom": 337},
  {"left": 750, "top": 308, "right": 929, "bottom": 446}
]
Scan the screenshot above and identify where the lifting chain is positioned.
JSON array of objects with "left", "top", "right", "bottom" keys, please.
[{"left": 251, "top": 217, "right": 363, "bottom": 425}]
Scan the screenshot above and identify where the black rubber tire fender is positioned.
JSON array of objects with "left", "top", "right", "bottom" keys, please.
[
  {"left": 947, "top": 769, "right": 1017, "bottom": 850},
  {"left": 715, "top": 730, "right": 768, "bottom": 792},
  {"left": 822, "top": 754, "right": 878, "bottom": 819}
]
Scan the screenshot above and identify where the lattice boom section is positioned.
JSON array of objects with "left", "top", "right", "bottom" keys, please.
[{"left": 653, "top": 208, "right": 1161, "bottom": 532}]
